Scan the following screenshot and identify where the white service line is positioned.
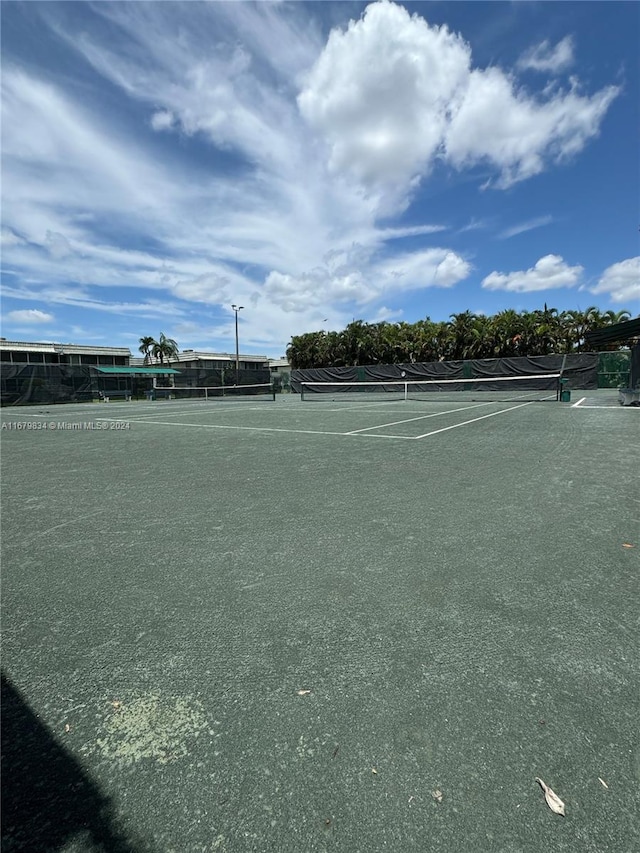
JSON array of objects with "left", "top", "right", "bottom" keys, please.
[
  {"left": 122, "top": 405, "right": 270, "bottom": 420},
  {"left": 413, "top": 401, "right": 534, "bottom": 439},
  {"left": 122, "top": 418, "right": 359, "bottom": 438},
  {"left": 303, "top": 400, "right": 408, "bottom": 413},
  {"left": 344, "top": 401, "right": 493, "bottom": 434},
  {"left": 108, "top": 418, "right": 420, "bottom": 440},
  {"left": 572, "top": 397, "right": 586, "bottom": 408}
]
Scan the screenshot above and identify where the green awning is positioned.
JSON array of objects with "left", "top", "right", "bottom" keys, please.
[{"left": 94, "top": 366, "right": 181, "bottom": 375}]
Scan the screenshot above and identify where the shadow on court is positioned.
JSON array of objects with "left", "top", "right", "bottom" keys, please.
[{"left": 1, "top": 672, "right": 153, "bottom": 853}]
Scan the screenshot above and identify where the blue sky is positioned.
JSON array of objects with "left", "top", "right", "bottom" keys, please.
[{"left": 1, "top": 1, "right": 638, "bottom": 358}]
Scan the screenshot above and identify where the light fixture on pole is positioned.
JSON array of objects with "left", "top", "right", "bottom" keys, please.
[{"left": 231, "top": 304, "right": 244, "bottom": 384}]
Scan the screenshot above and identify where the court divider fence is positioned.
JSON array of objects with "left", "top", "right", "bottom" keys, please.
[
  {"left": 291, "top": 352, "right": 608, "bottom": 394},
  {"left": 0, "top": 365, "right": 272, "bottom": 406}
]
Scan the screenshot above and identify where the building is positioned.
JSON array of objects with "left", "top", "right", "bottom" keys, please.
[
  {"left": 268, "top": 357, "right": 292, "bottom": 390},
  {"left": 131, "top": 349, "right": 270, "bottom": 371},
  {"left": 1, "top": 340, "right": 271, "bottom": 371},
  {"left": 0, "top": 339, "right": 131, "bottom": 366},
  {"left": 0, "top": 339, "right": 281, "bottom": 403}
]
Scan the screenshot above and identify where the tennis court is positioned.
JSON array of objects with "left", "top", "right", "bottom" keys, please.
[{"left": 2, "top": 392, "right": 638, "bottom": 852}]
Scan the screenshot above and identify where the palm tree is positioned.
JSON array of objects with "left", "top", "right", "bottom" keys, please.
[
  {"left": 151, "top": 333, "right": 179, "bottom": 365},
  {"left": 449, "top": 311, "right": 480, "bottom": 359},
  {"left": 565, "top": 306, "right": 603, "bottom": 352},
  {"left": 532, "top": 304, "right": 561, "bottom": 355},
  {"left": 285, "top": 302, "right": 636, "bottom": 368},
  {"left": 603, "top": 309, "right": 632, "bottom": 325},
  {"left": 138, "top": 336, "right": 156, "bottom": 365}
]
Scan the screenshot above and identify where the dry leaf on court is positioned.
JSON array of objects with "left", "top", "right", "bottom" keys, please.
[
  {"left": 598, "top": 777, "right": 609, "bottom": 789},
  {"left": 432, "top": 789, "right": 443, "bottom": 803},
  {"left": 296, "top": 689, "right": 311, "bottom": 696},
  {"left": 372, "top": 768, "right": 378, "bottom": 775},
  {"left": 64, "top": 724, "right": 71, "bottom": 733},
  {"left": 535, "top": 778, "right": 566, "bottom": 816},
  {"left": 622, "top": 543, "right": 634, "bottom": 549}
]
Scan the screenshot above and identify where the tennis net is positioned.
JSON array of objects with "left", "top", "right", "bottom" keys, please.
[
  {"left": 299, "top": 374, "right": 561, "bottom": 403},
  {"left": 154, "top": 383, "right": 275, "bottom": 401}
]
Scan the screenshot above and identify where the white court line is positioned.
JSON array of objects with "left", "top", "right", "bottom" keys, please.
[
  {"left": 121, "top": 405, "right": 271, "bottom": 420},
  {"left": 301, "top": 399, "right": 412, "bottom": 413},
  {"left": 15, "top": 402, "right": 274, "bottom": 420},
  {"left": 413, "top": 401, "right": 534, "bottom": 439},
  {"left": 115, "top": 418, "right": 401, "bottom": 438},
  {"left": 24, "top": 398, "right": 275, "bottom": 415},
  {"left": 7, "top": 400, "right": 562, "bottom": 441},
  {"left": 115, "top": 406, "right": 534, "bottom": 441},
  {"left": 572, "top": 397, "right": 586, "bottom": 408},
  {"left": 344, "top": 401, "right": 492, "bottom": 434}
]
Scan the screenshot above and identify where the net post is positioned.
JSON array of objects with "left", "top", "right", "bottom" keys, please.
[
  {"left": 404, "top": 382, "right": 408, "bottom": 402},
  {"left": 557, "top": 355, "right": 567, "bottom": 402}
]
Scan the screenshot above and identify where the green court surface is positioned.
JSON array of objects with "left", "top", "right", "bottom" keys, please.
[{"left": 1, "top": 392, "right": 638, "bottom": 852}]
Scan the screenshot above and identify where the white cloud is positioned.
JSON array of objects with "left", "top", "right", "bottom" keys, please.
[
  {"left": 482, "top": 255, "right": 583, "bottom": 293},
  {"left": 265, "top": 269, "right": 370, "bottom": 313},
  {"left": 172, "top": 271, "right": 236, "bottom": 305},
  {"left": 374, "top": 249, "right": 472, "bottom": 290},
  {"left": 298, "top": 1, "right": 471, "bottom": 195},
  {"left": 45, "top": 230, "right": 73, "bottom": 259},
  {"left": 499, "top": 215, "right": 553, "bottom": 239},
  {"left": 590, "top": 257, "right": 640, "bottom": 304},
  {"left": 265, "top": 246, "right": 471, "bottom": 313},
  {"left": 369, "top": 306, "right": 404, "bottom": 322},
  {"left": 1, "top": 282, "right": 187, "bottom": 319},
  {"left": 6, "top": 309, "right": 55, "bottom": 324},
  {"left": 1, "top": 228, "right": 26, "bottom": 247},
  {"left": 150, "top": 110, "right": 175, "bottom": 131},
  {"left": 376, "top": 224, "right": 447, "bottom": 240},
  {"left": 444, "top": 69, "right": 619, "bottom": 188},
  {"left": 458, "top": 218, "right": 490, "bottom": 233},
  {"left": 518, "top": 36, "right": 575, "bottom": 73},
  {"left": 299, "top": 2, "right": 618, "bottom": 193}
]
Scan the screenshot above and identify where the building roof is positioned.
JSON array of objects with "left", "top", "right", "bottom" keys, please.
[
  {"left": 0, "top": 339, "right": 131, "bottom": 356},
  {"left": 0, "top": 339, "right": 270, "bottom": 362},
  {"left": 169, "top": 350, "right": 269, "bottom": 363}
]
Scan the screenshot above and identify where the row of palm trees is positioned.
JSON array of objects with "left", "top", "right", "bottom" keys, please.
[
  {"left": 138, "top": 333, "right": 179, "bottom": 365},
  {"left": 286, "top": 306, "right": 635, "bottom": 369}
]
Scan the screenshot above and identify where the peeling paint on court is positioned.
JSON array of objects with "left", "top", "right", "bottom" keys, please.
[{"left": 84, "top": 693, "right": 211, "bottom": 767}]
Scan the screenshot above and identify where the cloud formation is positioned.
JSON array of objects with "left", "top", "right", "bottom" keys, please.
[
  {"left": 482, "top": 255, "right": 583, "bottom": 293},
  {"left": 499, "top": 215, "right": 554, "bottom": 240},
  {"left": 518, "top": 36, "right": 575, "bottom": 73},
  {"left": 6, "top": 309, "right": 55, "bottom": 324},
  {"left": 590, "top": 257, "right": 640, "bottom": 304},
  {"left": 299, "top": 3, "right": 617, "bottom": 192}
]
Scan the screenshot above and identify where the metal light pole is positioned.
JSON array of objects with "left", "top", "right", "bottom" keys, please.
[{"left": 231, "top": 304, "right": 244, "bottom": 384}]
